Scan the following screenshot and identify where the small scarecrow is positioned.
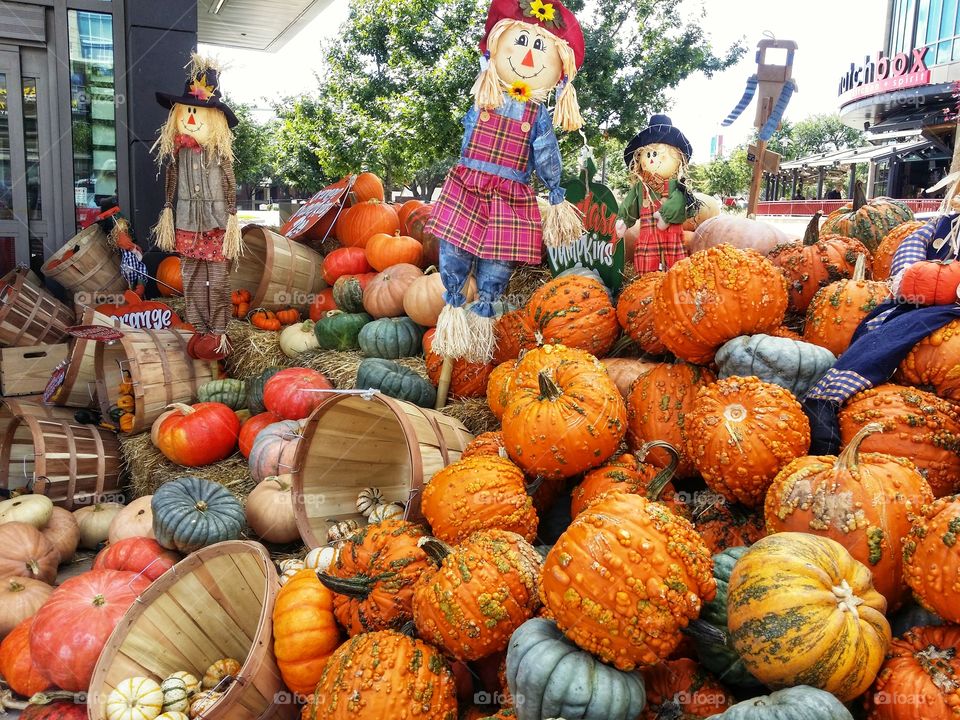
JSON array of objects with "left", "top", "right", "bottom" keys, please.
[
  {"left": 152, "top": 54, "right": 240, "bottom": 361},
  {"left": 425, "top": 0, "right": 586, "bottom": 365},
  {"left": 95, "top": 196, "right": 147, "bottom": 298},
  {"left": 618, "top": 114, "right": 698, "bottom": 274}
]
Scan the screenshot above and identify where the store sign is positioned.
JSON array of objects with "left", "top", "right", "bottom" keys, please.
[{"left": 838, "top": 47, "right": 931, "bottom": 105}]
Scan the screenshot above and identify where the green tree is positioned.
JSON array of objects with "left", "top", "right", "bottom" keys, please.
[
  {"left": 273, "top": 0, "right": 744, "bottom": 197},
  {"left": 689, "top": 147, "right": 751, "bottom": 196},
  {"left": 227, "top": 98, "right": 275, "bottom": 187},
  {"left": 763, "top": 114, "right": 864, "bottom": 161}
]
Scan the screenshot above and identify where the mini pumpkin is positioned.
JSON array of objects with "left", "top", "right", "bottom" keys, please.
[
  {"left": 367, "top": 502, "right": 404, "bottom": 524},
  {"left": 356, "top": 487, "right": 383, "bottom": 517},
  {"left": 105, "top": 676, "right": 164, "bottom": 720},
  {"left": 201, "top": 658, "right": 241, "bottom": 689},
  {"left": 160, "top": 677, "right": 190, "bottom": 714}
]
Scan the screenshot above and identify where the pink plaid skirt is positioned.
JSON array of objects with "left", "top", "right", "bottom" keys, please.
[
  {"left": 426, "top": 165, "right": 542, "bottom": 264},
  {"left": 633, "top": 217, "right": 687, "bottom": 274}
]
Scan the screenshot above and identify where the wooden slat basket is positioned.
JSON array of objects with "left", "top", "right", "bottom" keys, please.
[
  {"left": 0, "top": 399, "right": 122, "bottom": 509},
  {"left": 52, "top": 308, "right": 126, "bottom": 409},
  {"left": 88, "top": 541, "right": 298, "bottom": 720},
  {"left": 40, "top": 221, "right": 127, "bottom": 302},
  {"left": 0, "top": 267, "right": 75, "bottom": 348},
  {"left": 94, "top": 327, "right": 215, "bottom": 435},
  {"left": 292, "top": 391, "right": 473, "bottom": 547},
  {"left": 230, "top": 225, "right": 326, "bottom": 312}
]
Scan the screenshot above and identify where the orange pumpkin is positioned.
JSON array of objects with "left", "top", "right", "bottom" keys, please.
[
  {"left": 898, "top": 318, "right": 960, "bottom": 401},
  {"left": 616, "top": 272, "right": 667, "bottom": 354},
  {"left": 526, "top": 275, "right": 620, "bottom": 358},
  {"left": 541, "top": 492, "right": 716, "bottom": 670},
  {"left": 904, "top": 496, "right": 960, "bottom": 623},
  {"left": 319, "top": 520, "right": 432, "bottom": 636},
  {"left": 492, "top": 309, "right": 538, "bottom": 364},
  {"left": 899, "top": 258, "right": 960, "bottom": 305},
  {"left": 424, "top": 328, "right": 493, "bottom": 398},
  {"left": 840, "top": 384, "right": 960, "bottom": 497},
  {"left": 767, "top": 212, "right": 874, "bottom": 313},
  {"left": 156, "top": 256, "right": 183, "bottom": 297},
  {"left": 350, "top": 171, "right": 385, "bottom": 203},
  {"left": 765, "top": 422, "right": 933, "bottom": 610},
  {"left": 0, "top": 618, "right": 51, "bottom": 697},
  {"left": 501, "top": 344, "right": 626, "bottom": 479},
  {"left": 421, "top": 454, "right": 537, "bottom": 544},
  {"left": 486, "top": 360, "right": 517, "bottom": 420},
  {"left": 152, "top": 402, "right": 240, "bottom": 467},
  {"left": 653, "top": 245, "right": 788, "bottom": 365},
  {"left": 363, "top": 263, "right": 423, "bottom": 318},
  {"left": 412, "top": 531, "right": 541, "bottom": 661},
  {"left": 804, "top": 253, "right": 892, "bottom": 356},
  {"left": 690, "top": 498, "right": 766, "bottom": 556},
  {"left": 308, "top": 288, "right": 338, "bottom": 321},
  {"left": 461, "top": 431, "right": 506, "bottom": 459},
  {"left": 640, "top": 658, "right": 735, "bottom": 719},
  {"left": 397, "top": 199, "right": 425, "bottom": 234},
  {"left": 873, "top": 220, "right": 925, "bottom": 280},
  {"left": 273, "top": 569, "right": 340, "bottom": 696},
  {"left": 686, "top": 376, "right": 810, "bottom": 508},
  {"left": 364, "top": 231, "right": 424, "bottom": 271},
  {"left": 627, "top": 362, "right": 717, "bottom": 478},
  {"left": 334, "top": 199, "right": 399, "bottom": 248}
]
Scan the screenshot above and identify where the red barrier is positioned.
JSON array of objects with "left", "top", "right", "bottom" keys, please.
[{"left": 756, "top": 199, "right": 942, "bottom": 216}]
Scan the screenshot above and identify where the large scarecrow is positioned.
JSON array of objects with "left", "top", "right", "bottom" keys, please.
[
  {"left": 425, "top": 0, "right": 586, "bottom": 364},
  {"left": 618, "top": 114, "right": 697, "bottom": 274},
  {"left": 152, "top": 54, "right": 240, "bottom": 361}
]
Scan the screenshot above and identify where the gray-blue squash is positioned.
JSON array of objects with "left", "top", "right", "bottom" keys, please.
[
  {"left": 710, "top": 686, "right": 853, "bottom": 719},
  {"left": 356, "top": 358, "right": 436, "bottom": 408},
  {"left": 151, "top": 476, "right": 245, "bottom": 553},
  {"left": 358, "top": 317, "right": 424, "bottom": 359},
  {"left": 505, "top": 617, "right": 646, "bottom": 720},
  {"left": 715, "top": 334, "right": 835, "bottom": 398},
  {"left": 685, "top": 546, "right": 763, "bottom": 688}
]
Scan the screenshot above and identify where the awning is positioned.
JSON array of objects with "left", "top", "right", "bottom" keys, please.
[
  {"left": 198, "top": 0, "right": 333, "bottom": 51},
  {"left": 868, "top": 103, "right": 953, "bottom": 134},
  {"left": 780, "top": 139, "right": 935, "bottom": 171}
]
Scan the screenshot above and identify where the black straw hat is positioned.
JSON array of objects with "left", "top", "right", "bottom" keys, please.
[
  {"left": 623, "top": 114, "right": 692, "bottom": 168},
  {"left": 156, "top": 63, "right": 238, "bottom": 128}
]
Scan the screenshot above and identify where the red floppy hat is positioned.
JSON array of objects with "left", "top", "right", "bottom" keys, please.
[{"left": 479, "top": 0, "right": 585, "bottom": 70}]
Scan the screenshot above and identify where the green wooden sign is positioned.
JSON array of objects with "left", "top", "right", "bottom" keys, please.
[{"left": 547, "top": 161, "right": 625, "bottom": 294}]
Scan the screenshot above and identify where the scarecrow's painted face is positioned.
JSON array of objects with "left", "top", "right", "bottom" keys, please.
[
  {"left": 636, "top": 143, "right": 683, "bottom": 181},
  {"left": 175, "top": 103, "right": 216, "bottom": 146},
  {"left": 493, "top": 22, "right": 563, "bottom": 94}
]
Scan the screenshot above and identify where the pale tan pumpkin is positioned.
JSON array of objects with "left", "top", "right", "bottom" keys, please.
[
  {"left": 74, "top": 501, "right": 125, "bottom": 549},
  {"left": 0, "top": 495, "right": 52, "bottom": 528},
  {"left": 41, "top": 506, "right": 80, "bottom": 563},
  {"left": 402, "top": 267, "right": 477, "bottom": 327},
  {"left": 245, "top": 475, "right": 299, "bottom": 544},
  {"left": 108, "top": 495, "right": 155, "bottom": 543}
]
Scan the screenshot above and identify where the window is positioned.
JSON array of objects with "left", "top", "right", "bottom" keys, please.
[
  {"left": 911, "top": 0, "right": 960, "bottom": 65},
  {"left": 874, "top": 160, "right": 891, "bottom": 199},
  {"left": 68, "top": 10, "right": 116, "bottom": 230},
  {"left": 891, "top": 0, "right": 918, "bottom": 55}
]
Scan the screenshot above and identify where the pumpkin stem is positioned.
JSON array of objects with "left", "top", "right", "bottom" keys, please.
[
  {"left": 802, "top": 212, "right": 823, "bottom": 246},
  {"left": 852, "top": 252, "right": 867, "bottom": 283},
  {"left": 265, "top": 475, "right": 291, "bottom": 491},
  {"left": 525, "top": 475, "right": 544, "bottom": 496},
  {"left": 398, "top": 620, "right": 419, "bottom": 639},
  {"left": 418, "top": 536, "right": 455, "bottom": 566},
  {"left": 92, "top": 593, "right": 106, "bottom": 607},
  {"left": 832, "top": 579, "right": 865, "bottom": 615},
  {"left": 837, "top": 422, "right": 883, "bottom": 472},
  {"left": 195, "top": 500, "right": 209, "bottom": 512},
  {"left": 852, "top": 180, "right": 867, "bottom": 212},
  {"left": 637, "top": 441, "right": 679, "bottom": 501},
  {"left": 6, "top": 579, "right": 23, "bottom": 592},
  {"left": 916, "top": 645, "right": 960, "bottom": 693},
  {"left": 165, "top": 402, "right": 195, "bottom": 416},
  {"left": 538, "top": 371, "right": 562, "bottom": 401},
  {"left": 683, "top": 618, "right": 731, "bottom": 646},
  {"left": 24, "top": 561, "right": 39, "bottom": 577},
  {"left": 317, "top": 571, "right": 376, "bottom": 599}
]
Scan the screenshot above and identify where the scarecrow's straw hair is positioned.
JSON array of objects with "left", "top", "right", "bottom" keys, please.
[
  {"left": 152, "top": 105, "right": 235, "bottom": 165},
  {"left": 628, "top": 144, "right": 690, "bottom": 186},
  {"left": 472, "top": 18, "right": 582, "bottom": 129}
]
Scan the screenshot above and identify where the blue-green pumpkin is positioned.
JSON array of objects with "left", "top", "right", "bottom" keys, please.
[
  {"left": 715, "top": 334, "right": 835, "bottom": 398},
  {"left": 505, "top": 617, "right": 646, "bottom": 720},
  {"left": 151, "top": 476, "right": 245, "bottom": 553},
  {"left": 314, "top": 310, "right": 372, "bottom": 351},
  {"left": 246, "top": 367, "right": 281, "bottom": 415},
  {"left": 197, "top": 379, "right": 247, "bottom": 410},
  {"left": 711, "top": 686, "right": 853, "bottom": 720},
  {"left": 685, "top": 546, "right": 763, "bottom": 688},
  {"left": 356, "top": 358, "right": 436, "bottom": 408},
  {"left": 358, "top": 317, "right": 424, "bottom": 359}
]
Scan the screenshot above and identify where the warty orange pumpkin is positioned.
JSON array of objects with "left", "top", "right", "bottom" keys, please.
[
  {"left": 541, "top": 492, "right": 717, "bottom": 671},
  {"left": 689, "top": 496, "right": 765, "bottom": 555},
  {"left": 727, "top": 532, "right": 891, "bottom": 702},
  {"left": 492, "top": 309, "right": 537, "bottom": 365},
  {"left": 500, "top": 344, "right": 626, "bottom": 479},
  {"left": 461, "top": 430, "right": 506, "bottom": 459},
  {"left": 421, "top": 454, "right": 537, "bottom": 544},
  {"left": 685, "top": 376, "right": 811, "bottom": 508},
  {"left": 616, "top": 272, "right": 667, "bottom": 355},
  {"left": 640, "top": 657, "right": 736, "bottom": 719},
  {"left": 525, "top": 275, "right": 620, "bottom": 358},
  {"left": 652, "top": 245, "right": 788, "bottom": 365},
  {"left": 764, "top": 422, "right": 933, "bottom": 610},
  {"left": 903, "top": 495, "right": 960, "bottom": 624},
  {"left": 412, "top": 530, "right": 541, "bottom": 661},
  {"left": 486, "top": 360, "right": 517, "bottom": 420},
  {"left": 839, "top": 384, "right": 960, "bottom": 497},
  {"left": 873, "top": 220, "right": 925, "bottom": 280},
  {"left": 424, "top": 328, "right": 494, "bottom": 398},
  {"left": 898, "top": 317, "right": 960, "bottom": 402}
]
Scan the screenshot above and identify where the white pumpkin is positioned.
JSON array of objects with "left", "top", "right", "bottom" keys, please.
[
  {"left": 161, "top": 677, "right": 190, "bottom": 714},
  {"left": 278, "top": 558, "right": 305, "bottom": 586},
  {"left": 368, "top": 502, "right": 404, "bottom": 524},
  {"left": 109, "top": 495, "right": 155, "bottom": 543},
  {"left": 0, "top": 494, "right": 52, "bottom": 528},
  {"left": 106, "top": 676, "right": 164, "bottom": 720},
  {"left": 355, "top": 487, "right": 383, "bottom": 517},
  {"left": 304, "top": 545, "right": 338, "bottom": 573},
  {"left": 246, "top": 476, "right": 299, "bottom": 544},
  {"left": 156, "top": 713, "right": 190, "bottom": 720},
  {"left": 74, "top": 501, "right": 125, "bottom": 550},
  {"left": 165, "top": 671, "right": 200, "bottom": 697},
  {"left": 279, "top": 320, "right": 320, "bottom": 358}
]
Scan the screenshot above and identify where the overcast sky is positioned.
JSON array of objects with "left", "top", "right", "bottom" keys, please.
[{"left": 201, "top": 0, "right": 887, "bottom": 163}]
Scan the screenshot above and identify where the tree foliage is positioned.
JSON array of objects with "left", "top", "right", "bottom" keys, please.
[
  {"left": 272, "top": 0, "right": 744, "bottom": 197},
  {"left": 228, "top": 98, "right": 276, "bottom": 187},
  {"left": 689, "top": 147, "right": 751, "bottom": 197},
  {"left": 764, "top": 114, "right": 864, "bottom": 161}
]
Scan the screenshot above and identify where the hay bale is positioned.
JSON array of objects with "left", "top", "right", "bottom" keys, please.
[
  {"left": 506, "top": 265, "right": 551, "bottom": 307},
  {"left": 164, "top": 295, "right": 186, "bottom": 318},
  {"left": 226, "top": 319, "right": 292, "bottom": 378},
  {"left": 440, "top": 397, "right": 499, "bottom": 436},
  {"left": 119, "top": 432, "right": 254, "bottom": 502}
]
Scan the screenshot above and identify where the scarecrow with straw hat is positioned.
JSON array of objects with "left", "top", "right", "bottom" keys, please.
[
  {"left": 152, "top": 54, "right": 240, "bottom": 361},
  {"left": 618, "top": 114, "right": 698, "bottom": 274},
  {"left": 425, "top": 0, "right": 586, "bottom": 368}
]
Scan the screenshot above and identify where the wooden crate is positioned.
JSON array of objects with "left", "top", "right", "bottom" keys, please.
[{"left": 0, "top": 343, "right": 69, "bottom": 396}]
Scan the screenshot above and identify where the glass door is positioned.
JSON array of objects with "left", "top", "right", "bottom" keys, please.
[{"left": 0, "top": 49, "right": 27, "bottom": 277}]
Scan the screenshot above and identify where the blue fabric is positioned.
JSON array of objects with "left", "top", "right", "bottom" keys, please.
[
  {"left": 119, "top": 249, "right": 147, "bottom": 288},
  {"left": 458, "top": 97, "right": 566, "bottom": 205},
  {"left": 439, "top": 240, "right": 515, "bottom": 318},
  {"left": 757, "top": 80, "right": 796, "bottom": 142},
  {"left": 802, "top": 213, "right": 960, "bottom": 454},
  {"left": 721, "top": 75, "right": 758, "bottom": 127}
]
